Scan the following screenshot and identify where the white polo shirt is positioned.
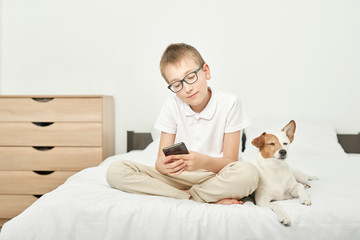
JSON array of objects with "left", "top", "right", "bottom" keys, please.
[{"left": 154, "top": 89, "right": 251, "bottom": 158}]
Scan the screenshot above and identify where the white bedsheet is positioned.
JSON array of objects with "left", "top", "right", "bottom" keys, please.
[{"left": 1, "top": 148, "right": 360, "bottom": 240}]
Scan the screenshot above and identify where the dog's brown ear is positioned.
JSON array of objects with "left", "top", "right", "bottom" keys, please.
[
  {"left": 282, "top": 120, "right": 296, "bottom": 143},
  {"left": 252, "top": 132, "right": 266, "bottom": 149}
]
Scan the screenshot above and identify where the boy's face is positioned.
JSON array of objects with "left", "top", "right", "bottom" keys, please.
[{"left": 163, "top": 57, "right": 211, "bottom": 113}]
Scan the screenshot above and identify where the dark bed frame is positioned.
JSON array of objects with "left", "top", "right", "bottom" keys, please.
[
  {"left": 337, "top": 133, "right": 360, "bottom": 153},
  {"left": 127, "top": 131, "right": 153, "bottom": 152},
  {"left": 127, "top": 131, "right": 360, "bottom": 153}
]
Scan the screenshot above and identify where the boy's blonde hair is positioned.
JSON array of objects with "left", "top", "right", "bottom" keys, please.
[{"left": 160, "top": 43, "right": 205, "bottom": 82}]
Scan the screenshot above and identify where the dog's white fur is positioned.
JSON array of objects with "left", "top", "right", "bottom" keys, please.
[{"left": 252, "top": 120, "right": 318, "bottom": 226}]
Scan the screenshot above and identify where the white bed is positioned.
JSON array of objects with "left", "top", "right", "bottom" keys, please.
[{"left": 1, "top": 120, "right": 360, "bottom": 240}]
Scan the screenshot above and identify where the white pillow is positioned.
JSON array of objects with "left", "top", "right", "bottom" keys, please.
[
  {"left": 143, "top": 137, "right": 160, "bottom": 155},
  {"left": 136, "top": 137, "right": 160, "bottom": 166},
  {"left": 151, "top": 128, "right": 161, "bottom": 141},
  {"left": 244, "top": 119, "right": 346, "bottom": 158}
]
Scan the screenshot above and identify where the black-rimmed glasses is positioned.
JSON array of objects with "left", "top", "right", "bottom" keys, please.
[{"left": 167, "top": 64, "right": 204, "bottom": 93}]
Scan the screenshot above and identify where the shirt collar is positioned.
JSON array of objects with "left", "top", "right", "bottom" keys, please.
[{"left": 183, "top": 88, "right": 218, "bottom": 120}]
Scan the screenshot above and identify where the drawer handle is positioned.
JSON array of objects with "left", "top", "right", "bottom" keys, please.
[
  {"left": 33, "top": 171, "right": 54, "bottom": 175},
  {"left": 32, "top": 98, "right": 54, "bottom": 103},
  {"left": 32, "top": 122, "right": 54, "bottom": 127},
  {"left": 32, "top": 146, "right": 55, "bottom": 151}
]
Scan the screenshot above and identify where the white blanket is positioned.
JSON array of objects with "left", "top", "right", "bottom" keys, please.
[{"left": 1, "top": 121, "right": 360, "bottom": 240}]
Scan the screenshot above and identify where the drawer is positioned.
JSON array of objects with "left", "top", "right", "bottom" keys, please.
[
  {"left": 0, "top": 195, "right": 38, "bottom": 219},
  {"left": 0, "top": 147, "right": 102, "bottom": 171},
  {"left": 0, "top": 171, "right": 76, "bottom": 194},
  {"left": 0, "top": 122, "right": 102, "bottom": 146},
  {"left": 1, "top": 218, "right": 9, "bottom": 227},
  {"left": 0, "top": 97, "right": 103, "bottom": 122}
]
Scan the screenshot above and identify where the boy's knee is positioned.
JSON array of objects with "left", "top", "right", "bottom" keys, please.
[
  {"left": 106, "top": 160, "right": 135, "bottom": 189},
  {"left": 240, "top": 162, "right": 260, "bottom": 192},
  {"left": 224, "top": 161, "right": 260, "bottom": 195}
]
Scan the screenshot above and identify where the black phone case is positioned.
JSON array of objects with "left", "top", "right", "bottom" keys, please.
[{"left": 163, "top": 142, "right": 189, "bottom": 156}]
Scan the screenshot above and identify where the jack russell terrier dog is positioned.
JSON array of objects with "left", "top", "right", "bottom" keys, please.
[{"left": 251, "top": 120, "right": 318, "bottom": 226}]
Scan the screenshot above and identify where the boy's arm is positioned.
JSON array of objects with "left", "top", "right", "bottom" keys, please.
[{"left": 173, "top": 131, "right": 241, "bottom": 173}]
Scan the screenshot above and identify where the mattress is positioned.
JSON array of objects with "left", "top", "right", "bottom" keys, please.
[{"left": 1, "top": 120, "right": 360, "bottom": 240}]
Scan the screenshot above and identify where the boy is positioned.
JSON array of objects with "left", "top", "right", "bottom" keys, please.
[{"left": 107, "top": 43, "right": 259, "bottom": 204}]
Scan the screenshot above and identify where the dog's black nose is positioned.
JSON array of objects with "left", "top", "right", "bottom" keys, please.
[{"left": 279, "top": 149, "right": 287, "bottom": 156}]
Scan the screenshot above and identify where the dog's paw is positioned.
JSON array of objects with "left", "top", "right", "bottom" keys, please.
[
  {"left": 308, "top": 176, "right": 319, "bottom": 181},
  {"left": 304, "top": 183, "right": 311, "bottom": 189},
  {"left": 280, "top": 218, "right": 291, "bottom": 226},
  {"left": 301, "top": 199, "right": 311, "bottom": 206}
]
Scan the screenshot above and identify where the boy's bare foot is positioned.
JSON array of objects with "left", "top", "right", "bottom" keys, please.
[{"left": 215, "top": 198, "right": 244, "bottom": 205}]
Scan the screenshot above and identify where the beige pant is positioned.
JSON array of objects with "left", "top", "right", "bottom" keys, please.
[{"left": 106, "top": 160, "right": 259, "bottom": 203}]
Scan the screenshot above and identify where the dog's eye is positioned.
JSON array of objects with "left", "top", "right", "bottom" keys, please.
[
  {"left": 283, "top": 143, "right": 288, "bottom": 145},
  {"left": 267, "top": 142, "right": 275, "bottom": 146}
]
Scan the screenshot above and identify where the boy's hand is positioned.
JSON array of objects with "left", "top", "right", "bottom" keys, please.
[
  {"left": 157, "top": 155, "right": 186, "bottom": 176},
  {"left": 170, "top": 151, "right": 205, "bottom": 172}
]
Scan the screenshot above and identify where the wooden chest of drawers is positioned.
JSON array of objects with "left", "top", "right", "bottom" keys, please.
[{"left": 0, "top": 95, "right": 114, "bottom": 226}]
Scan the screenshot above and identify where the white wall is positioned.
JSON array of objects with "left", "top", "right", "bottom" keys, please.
[{"left": 1, "top": 0, "right": 359, "bottom": 154}]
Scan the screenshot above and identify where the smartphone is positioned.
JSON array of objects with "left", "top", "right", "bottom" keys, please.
[{"left": 163, "top": 142, "right": 189, "bottom": 156}]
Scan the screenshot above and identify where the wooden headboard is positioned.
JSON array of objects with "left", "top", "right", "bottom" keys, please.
[
  {"left": 337, "top": 133, "right": 360, "bottom": 153},
  {"left": 126, "top": 131, "right": 247, "bottom": 152},
  {"left": 127, "top": 131, "right": 153, "bottom": 152},
  {"left": 127, "top": 131, "right": 360, "bottom": 154}
]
